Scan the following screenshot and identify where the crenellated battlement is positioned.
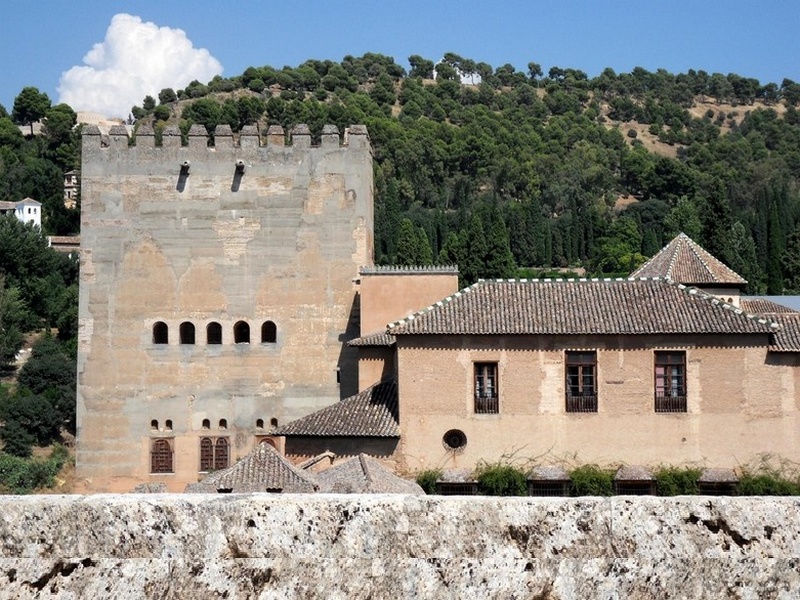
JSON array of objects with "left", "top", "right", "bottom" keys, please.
[{"left": 81, "top": 123, "right": 370, "bottom": 172}]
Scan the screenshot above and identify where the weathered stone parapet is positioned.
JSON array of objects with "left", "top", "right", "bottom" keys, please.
[
  {"left": 360, "top": 265, "right": 459, "bottom": 276},
  {"left": 0, "top": 495, "right": 798, "bottom": 598}
]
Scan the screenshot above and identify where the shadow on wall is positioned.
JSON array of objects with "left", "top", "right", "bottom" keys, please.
[{"left": 337, "top": 292, "right": 361, "bottom": 400}]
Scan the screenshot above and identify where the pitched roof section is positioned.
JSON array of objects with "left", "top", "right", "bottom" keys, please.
[
  {"left": 315, "top": 454, "right": 423, "bottom": 494},
  {"left": 387, "top": 279, "right": 777, "bottom": 337},
  {"left": 348, "top": 331, "right": 396, "bottom": 347},
  {"left": 271, "top": 380, "right": 399, "bottom": 438},
  {"left": 185, "top": 443, "right": 318, "bottom": 493},
  {"left": 741, "top": 298, "right": 798, "bottom": 315},
  {"left": 629, "top": 233, "right": 746, "bottom": 286},
  {"left": 769, "top": 314, "right": 800, "bottom": 352}
]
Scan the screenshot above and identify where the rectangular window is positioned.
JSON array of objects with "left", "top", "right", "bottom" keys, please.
[
  {"left": 565, "top": 351, "right": 597, "bottom": 412},
  {"left": 474, "top": 362, "right": 499, "bottom": 413},
  {"left": 655, "top": 351, "right": 686, "bottom": 412}
]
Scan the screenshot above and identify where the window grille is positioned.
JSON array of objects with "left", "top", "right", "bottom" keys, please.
[
  {"left": 565, "top": 351, "right": 597, "bottom": 412},
  {"left": 474, "top": 362, "right": 499, "bottom": 413},
  {"left": 150, "top": 439, "right": 173, "bottom": 473}
]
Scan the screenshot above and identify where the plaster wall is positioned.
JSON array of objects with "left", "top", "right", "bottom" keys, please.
[
  {"left": 396, "top": 333, "right": 800, "bottom": 472},
  {"left": 76, "top": 126, "right": 373, "bottom": 492}
]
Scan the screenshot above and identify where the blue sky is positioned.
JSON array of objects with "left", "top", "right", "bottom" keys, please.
[{"left": 2, "top": 1, "right": 799, "bottom": 118}]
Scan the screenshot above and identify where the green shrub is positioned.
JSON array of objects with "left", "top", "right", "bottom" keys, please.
[
  {"left": 569, "top": 465, "right": 614, "bottom": 496},
  {"left": 0, "top": 445, "right": 68, "bottom": 494},
  {"left": 655, "top": 467, "right": 701, "bottom": 496},
  {"left": 475, "top": 463, "right": 527, "bottom": 496},
  {"left": 415, "top": 468, "right": 442, "bottom": 495},
  {"left": 737, "top": 473, "right": 800, "bottom": 496}
]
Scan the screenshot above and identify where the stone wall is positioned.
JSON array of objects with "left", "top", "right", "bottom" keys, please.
[
  {"left": 77, "top": 124, "right": 373, "bottom": 492},
  {"left": 0, "top": 494, "right": 798, "bottom": 598}
]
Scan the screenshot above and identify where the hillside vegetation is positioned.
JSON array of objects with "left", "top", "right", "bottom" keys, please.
[{"left": 130, "top": 54, "right": 800, "bottom": 293}]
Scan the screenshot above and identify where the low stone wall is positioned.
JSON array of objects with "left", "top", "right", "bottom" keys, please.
[{"left": 1, "top": 494, "right": 798, "bottom": 598}]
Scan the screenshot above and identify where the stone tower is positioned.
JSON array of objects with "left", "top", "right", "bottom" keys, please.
[{"left": 76, "top": 122, "right": 373, "bottom": 492}]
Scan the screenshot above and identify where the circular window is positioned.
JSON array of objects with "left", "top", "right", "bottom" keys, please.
[{"left": 442, "top": 429, "right": 467, "bottom": 453}]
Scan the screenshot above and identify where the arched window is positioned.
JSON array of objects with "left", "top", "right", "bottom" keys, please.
[
  {"left": 150, "top": 439, "right": 173, "bottom": 473},
  {"left": 179, "top": 322, "right": 195, "bottom": 345},
  {"left": 234, "top": 321, "right": 250, "bottom": 344},
  {"left": 165, "top": 419, "right": 173, "bottom": 431},
  {"left": 270, "top": 418, "right": 278, "bottom": 428},
  {"left": 202, "top": 419, "right": 210, "bottom": 429},
  {"left": 219, "top": 419, "right": 227, "bottom": 430},
  {"left": 150, "top": 419, "right": 159, "bottom": 430},
  {"left": 214, "top": 438, "right": 229, "bottom": 470},
  {"left": 199, "top": 437, "right": 214, "bottom": 471},
  {"left": 206, "top": 322, "right": 222, "bottom": 345},
  {"left": 261, "top": 321, "right": 277, "bottom": 344},
  {"left": 153, "top": 322, "right": 168, "bottom": 344},
  {"left": 256, "top": 419, "right": 264, "bottom": 429}
]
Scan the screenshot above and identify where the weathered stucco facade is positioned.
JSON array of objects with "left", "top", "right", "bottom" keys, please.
[
  {"left": 76, "top": 123, "right": 373, "bottom": 492},
  {"left": 396, "top": 332, "right": 800, "bottom": 473}
]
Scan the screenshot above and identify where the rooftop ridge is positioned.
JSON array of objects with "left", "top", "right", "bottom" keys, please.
[
  {"left": 670, "top": 280, "right": 781, "bottom": 330},
  {"left": 359, "top": 265, "right": 458, "bottom": 275}
]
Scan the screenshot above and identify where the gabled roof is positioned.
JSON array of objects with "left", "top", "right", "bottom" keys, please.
[
  {"left": 315, "top": 454, "right": 423, "bottom": 494},
  {"left": 741, "top": 298, "right": 798, "bottom": 315},
  {"left": 387, "top": 278, "right": 777, "bottom": 337},
  {"left": 769, "top": 314, "right": 800, "bottom": 352},
  {"left": 184, "top": 443, "right": 318, "bottom": 493},
  {"left": 629, "top": 233, "right": 746, "bottom": 286},
  {"left": 271, "top": 380, "right": 399, "bottom": 438}
]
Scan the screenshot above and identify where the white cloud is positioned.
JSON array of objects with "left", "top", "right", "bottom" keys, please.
[{"left": 57, "top": 13, "right": 223, "bottom": 118}]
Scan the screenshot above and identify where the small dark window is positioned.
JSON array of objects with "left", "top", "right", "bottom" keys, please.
[
  {"left": 234, "top": 321, "right": 250, "bottom": 344},
  {"left": 150, "top": 419, "right": 159, "bottom": 430},
  {"left": 207, "top": 322, "right": 222, "bottom": 345},
  {"left": 165, "top": 419, "right": 173, "bottom": 431},
  {"left": 150, "top": 439, "right": 173, "bottom": 473},
  {"left": 436, "top": 482, "right": 478, "bottom": 496},
  {"left": 270, "top": 417, "right": 278, "bottom": 428},
  {"left": 256, "top": 419, "right": 264, "bottom": 429},
  {"left": 261, "top": 320, "right": 277, "bottom": 344},
  {"left": 179, "top": 322, "right": 195, "bottom": 345},
  {"left": 655, "top": 351, "right": 687, "bottom": 412},
  {"left": 202, "top": 419, "right": 210, "bottom": 429},
  {"left": 528, "top": 481, "right": 570, "bottom": 497},
  {"left": 153, "top": 322, "right": 168, "bottom": 344},
  {"left": 219, "top": 419, "right": 227, "bottom": 430},
  {"left": 443, "top": 429, "right": 467, "bottom": 452},
  {"left": 615, "top": 481, "right": 656, "bottom": 495},
  {"left": 474, "top": 363, "right": 498, "bottom": 414},
  {"left": 566, "top": 351, "right": 597, "bottom": 413}
]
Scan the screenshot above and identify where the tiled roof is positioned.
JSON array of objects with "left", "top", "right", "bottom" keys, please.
[
  {"left": 387, "top": 279, "right": 777, "bottom": 337},
  {"left": 769, "top": 314, "right": 800, "bottom": 352},
  {"left": 615, "top": 465, "right": 654, "bottom": 481},
  {"left": 741, "top": 298, "right": 798, "bottom": 315},
  {"left": 271, "top": 380, "right": 399, "bottom": 438},
  {"left": 185, "top": 443, "right": 318, "bottom": 493},
  {"left": 698, "top": 468, "right": 738, "bottom": 483},
  {"left": 315, "top": 454, "right": 423, "bottom": 494},
  {"left": 630, "top": 233, "right": 747, "bottom": 285},
  {"left": 527, "top": 466, "right": 569, "bottom": 481},
  {"left": 348, "top": 331, "right": 396, "bottom": 347}
]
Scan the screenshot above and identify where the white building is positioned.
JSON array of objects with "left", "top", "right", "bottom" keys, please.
[{"left": 0, "top": 197, "right": 42, "bottom": 228}]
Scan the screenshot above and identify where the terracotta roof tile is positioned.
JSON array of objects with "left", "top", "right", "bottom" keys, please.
[
  {"left": 315, "top": 454, "right": 423, "bottom": 494},
  {"left": 387, "top": 279, "right": 776, "bottom": 337},
  {"left": 185, "top": 443, "right": 317, "bottom": 493},
  {"left": 630, "top": 233, "right": 746, "bottom": 285},
  {"left": 348, "top": 332, "right": 396, "bottom": 347},
  {"left": 272, "top": 380, "right": 399, "bottom": 438},
  {"left": 741, "top": 298, "right": 798, "bottom": 315},
  {"left": 769, "top": 314, "right": 800, "bottom": 352}
]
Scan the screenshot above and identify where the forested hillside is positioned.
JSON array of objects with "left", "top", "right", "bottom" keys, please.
[{"left": 126, "top": 53, "right": 800, "bottom": 293}]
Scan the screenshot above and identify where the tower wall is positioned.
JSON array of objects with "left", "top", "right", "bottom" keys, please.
[{"left": 76, "top": 123, "right": 373, "bottom": 491}]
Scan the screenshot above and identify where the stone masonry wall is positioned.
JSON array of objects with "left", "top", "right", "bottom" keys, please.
[
  {"left": 0, "top": 495, "right": 798, "bottom": 598},
  {"left": 77, "top": 124, "right": 373, "bottom": 492}
]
